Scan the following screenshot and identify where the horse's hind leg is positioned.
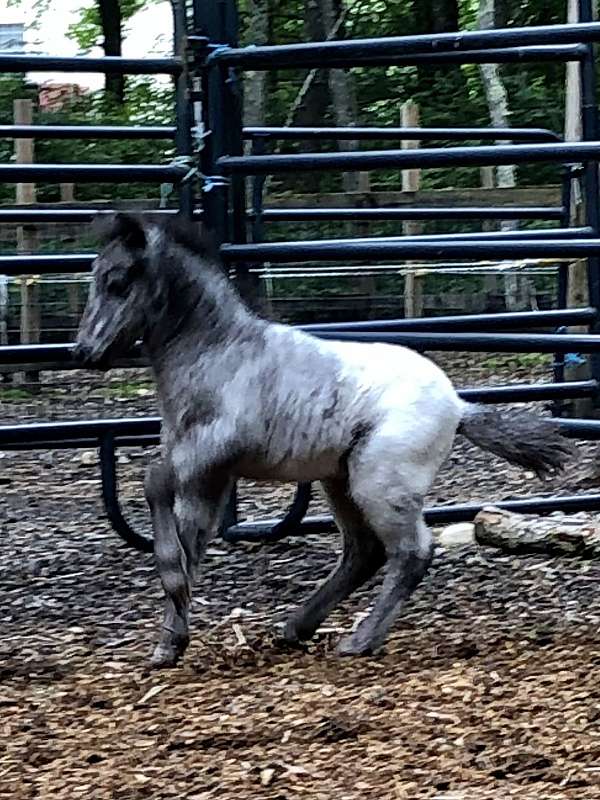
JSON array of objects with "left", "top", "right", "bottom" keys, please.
[
  {"left": 283, "top": 477, "right": 385, "bottom": 644},
  {"left": 336, "top": 495, "right": 433, "bottom": 657},
  {"left": 145, "top": 461, "right": 230, "bottom": 667}
]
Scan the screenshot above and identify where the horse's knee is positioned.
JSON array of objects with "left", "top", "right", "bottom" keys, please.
[
  {"left": 409, "top": 545, "right": 433, "bottom": 584},
  {"left": 144, "top": 462, "right": 174, "bottom": 508},
  {"left": 161, "top": 567, "right": 189, "bottom": 602}
]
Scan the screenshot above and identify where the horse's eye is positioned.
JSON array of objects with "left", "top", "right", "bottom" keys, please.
[{"left": 106, "top": 271, "right": 130, "bottom": 296}]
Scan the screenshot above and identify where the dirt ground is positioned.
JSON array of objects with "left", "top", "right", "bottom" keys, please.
[{"left": 3, "top": 352, "right": 600, "bottom": 799}]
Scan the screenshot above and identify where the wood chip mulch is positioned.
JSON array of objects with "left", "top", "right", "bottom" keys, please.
[{"left": 3, "top": 353, "right": 600, "bottom": 799}]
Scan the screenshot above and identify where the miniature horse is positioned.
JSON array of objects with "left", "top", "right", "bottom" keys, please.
[{"left": 74, "top": 214, "right": 571, "bottom": 667}]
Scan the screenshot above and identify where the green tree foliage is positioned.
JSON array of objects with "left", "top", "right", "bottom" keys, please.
[
  {"left": 0, "top": 1, "right": 577, "bottom": 210},
  {"left": 0, "top": 0, "right": 579, "bottom": 312}
]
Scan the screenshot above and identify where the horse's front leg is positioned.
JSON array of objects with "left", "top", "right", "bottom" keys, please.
[{"left": 145, "top": 458, "right": 231, "bottom": 668}]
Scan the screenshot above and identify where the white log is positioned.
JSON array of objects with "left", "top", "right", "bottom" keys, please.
[{"left": 474, "top": 506, "right": 600, "bottom": 558}]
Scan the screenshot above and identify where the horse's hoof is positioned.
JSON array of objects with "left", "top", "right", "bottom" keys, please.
[
  {"left": 149, "top": 646, "right": 179, "bottom": 668},
  {"left": 149, "top": 643, "right": 183, "bottom": 669},
  {"left": 282, "top": 617, "right": 316, "bottom": 645},
  {"left": 273, "top": 620, "right": 310, "bottom": 651},
  {"left": 281, "top": 619, "right": 301, "bottom": 644},
  {"left": 336, "top": 634, "right": 374, "bottom": 657}
]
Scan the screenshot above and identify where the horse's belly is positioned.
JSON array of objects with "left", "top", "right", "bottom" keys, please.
[{"left": 234, "top": 450, "right": 342, "bottom": 482}]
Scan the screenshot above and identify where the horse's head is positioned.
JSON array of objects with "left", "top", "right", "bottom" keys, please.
[{"left": 73, "top": 213, "right": 152, "bottom": 369}]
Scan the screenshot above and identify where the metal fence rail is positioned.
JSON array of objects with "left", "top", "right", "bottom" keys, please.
[
  {"left": 220, "top": 141, "right": 600, "bottom": 174},
  {"left": 0, "top": 54, "right": 182, "bottom": 74},
  {"left": 257, "top": 207, "right": 567, "bottom": 222},
  {"left": 302, "top": 307, "right": 599, "bottom": 332},
  {"left": 0, "top": 209, "right": 197, "bottom": 223},
  {"left": 0, "top": 125, "right": 176, "bottom": 140},
  {"left": 0, "top": 164, "right": 187, "bottom": 183},
  {"left": 2, "top": 403, "right": 600, "bottom": 552},
  {"left": 222, "top": 238, "right": 600, "bottom": 262},
  {"left": 225, "top": 492, "right": 600, "bottom": 542},
  {"left": 272, "top": 45, "right": 590, "bottom": 65},
  {"left": 0, "top": 386, "right": 597, "bottom": 449},
  {"left": 4, "top": 233, "right": 598, "bottom": 277},
  {"left": 243, "top": 126, "right": 563, "bottom": 142},
  {"left": 206, "top": 22, "right": 600, "bottom": 69}
]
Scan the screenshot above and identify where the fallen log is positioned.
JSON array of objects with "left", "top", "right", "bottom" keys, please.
[{"left": 473, "top": 506, "right": 600, "bottom": 558}]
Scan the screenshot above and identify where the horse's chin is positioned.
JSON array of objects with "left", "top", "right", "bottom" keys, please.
[{"left": 84, "top": 343, "right": 120, "bottom": 372}]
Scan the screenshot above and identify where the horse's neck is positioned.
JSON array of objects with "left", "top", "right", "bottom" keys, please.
[{"left": 145, "top": 253, "right": 253, "bottom": 371}]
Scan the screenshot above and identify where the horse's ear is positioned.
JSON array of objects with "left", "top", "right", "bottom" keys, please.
[{"left": 93, "top": 212, "right": 147, "bottom": 251}]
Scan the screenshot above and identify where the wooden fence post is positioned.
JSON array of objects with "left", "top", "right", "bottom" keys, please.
[
  {"left": 563, "top": 0, "right": 594, "bottom": 417},
  {"left": 480, "top": 166, "right": 499, "bottom": 300},
  {"left": 15, "top": 99, "right": 41, "bottom": 392},
  {"left": 60, "top": 183, "right": 82, "bottom": 323},
  {"left": 401, "top": 100, "right": 424, "bottom": 317}
]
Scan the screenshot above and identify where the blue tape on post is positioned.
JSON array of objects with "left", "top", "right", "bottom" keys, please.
[{"left": 564, "top": 353, "right": 587, "bottom": 366}]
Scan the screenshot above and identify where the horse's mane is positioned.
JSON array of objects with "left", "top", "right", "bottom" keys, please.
[{"left": 163, "top": 216, "right": 220, "bottom": 263}]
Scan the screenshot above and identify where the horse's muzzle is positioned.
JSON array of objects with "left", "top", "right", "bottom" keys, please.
[{"left": 72, "top": 343, "right": 109, "bottom": 371}]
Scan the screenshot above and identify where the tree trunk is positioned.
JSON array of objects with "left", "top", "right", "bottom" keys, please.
[
  {"left": 477, "top": 0, "right": 531, "bottom": 312},
  {"left": 98, "top": 0, "right": 125, "bottom": 103},
  {"left": 282, "top": 0, "right": 360, "bottom": 191},
  {"left": 402, "top": 101, "right": 424, "bottom": 318},
  {"left": 477, "top": 0, "right": 514, "bottom": 192},
  {"left": 243, "top": 0, "right": 269, "bottom": 126},
  {"left": 474, "top": 506, "right": 600, "bottom": 558},
  {"left": 319, "top": 0, "right": 360, "bottom": 192},
  {"left": 415, "top": 0, "right": 459, "bottom": 35},
  {"left": 280, "top": 0, "right": 332, "bottom": 192},
  {"left": 296, "top": 0, "right": 330, "bottom": 128},
  {"left": 431, "top": 0, "right": 459, "bottom": 32}
]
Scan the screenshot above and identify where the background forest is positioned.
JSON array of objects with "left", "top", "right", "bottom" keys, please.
[
  {"left": 0, "top": 0, "right": 574, "bottom": 198},
  {"left": 0, "top": 0, "right": 587, "bottom": 325}
]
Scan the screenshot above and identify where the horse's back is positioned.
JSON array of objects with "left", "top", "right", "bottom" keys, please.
[{"left": 320, "top": 337, "right": 460, "bottom": 408}]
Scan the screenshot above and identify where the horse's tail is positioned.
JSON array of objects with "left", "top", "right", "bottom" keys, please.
[{"left": 457, "top": 403, "right": 573, "bottom": 478}]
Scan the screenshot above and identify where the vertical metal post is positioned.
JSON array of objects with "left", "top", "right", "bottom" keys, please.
[
  {"left": 553, "top": 165, "right": 576, "bottom": 413},
  {"left": 99, "top": 433, "right": 154, "bottom": 554},
  {"left": 192, "top": 0, "right": 250, "bottom": 538},
  {"left": 552, "top": 325, "right": 567, "bottom": 417},
  {"left": 581, "top": 43, "right": 600, "bottom": 307},
  {"left": 558, "top": 165, "right": 574, "bottom": 310},
  {"left": 191, "top": 0, "right": 224, "bottom": 245},
  {"left": 579, "top": 0, "right": 600, "bottom": 392},
  {"left": 250, "top": 134, "right": 267, "bottom": 243},
  {"left": 193, "top": 0, "right": 236, "bottom": 246},
  {"left": 172, "top": 0, "right": 195, "bottom": 220},
  {"left": 193, "top": 0, "right": 262, "bottom": 305}
]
